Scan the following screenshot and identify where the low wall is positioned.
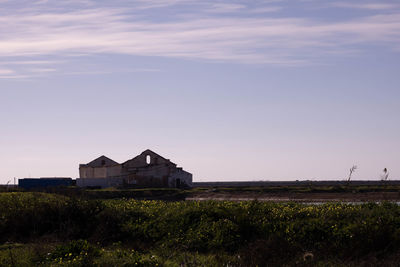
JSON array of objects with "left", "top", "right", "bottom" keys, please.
[{"left": 76, "top": 177, "right": 123, "bottom": 188}]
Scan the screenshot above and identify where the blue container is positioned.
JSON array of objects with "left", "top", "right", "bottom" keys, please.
[{"left": 18, "top": 178, "right": 73, "bottom": 189}]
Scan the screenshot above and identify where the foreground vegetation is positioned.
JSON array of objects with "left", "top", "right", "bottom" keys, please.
[
  {"left": 1, "top": 192, "right": 400, "bottom": 266},
  {"left": 3, "top": 183, "right": 400, "bottom": 199}
]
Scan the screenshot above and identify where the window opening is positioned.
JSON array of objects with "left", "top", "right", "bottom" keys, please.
[{"left": 146, "top": 155, "right": 151, "bottom": 164}]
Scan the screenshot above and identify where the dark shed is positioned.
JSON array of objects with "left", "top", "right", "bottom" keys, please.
[{"left": 18, "top": 178, "right": 73, "bottom": 189}]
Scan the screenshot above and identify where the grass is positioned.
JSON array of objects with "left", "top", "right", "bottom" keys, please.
[
  {"left": 2, "top": 191, "right": 400, "bottom": 266},
  {"left": 6, "top": 184, "right": 400, "bottom": 201}
]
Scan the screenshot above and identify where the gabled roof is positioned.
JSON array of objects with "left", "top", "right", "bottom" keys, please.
[
  {"left": 85, "top": 155, "right": 119, "bottom": 167},
  {"left": 122, "top": 149, "right": 176, "bottom": 165},
  {"left": 141, "top": 149, "right": 171, "bottom": 161}
]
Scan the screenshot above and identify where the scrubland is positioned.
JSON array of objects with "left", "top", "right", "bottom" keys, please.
[{"left": 1, "top": 191, "right": 400, "bottom": 266}]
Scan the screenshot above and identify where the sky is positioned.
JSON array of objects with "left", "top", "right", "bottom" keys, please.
[{"left": 0, "top": 0, "right": 399, "bottom": 183}]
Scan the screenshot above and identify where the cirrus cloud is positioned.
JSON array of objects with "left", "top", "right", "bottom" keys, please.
[{"left": 0, "top": 0, "right": 399, "bottom": 79}]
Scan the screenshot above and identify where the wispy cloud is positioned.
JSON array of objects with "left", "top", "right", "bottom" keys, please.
[
  {"left": 249, "top": 7, "right": 282, "bottom": 13},
  {"left": 0, "top": 60, "right": 61, "bottom": 65},
  {"left": 29, "top": 68, "right": 57, "bottom": 73},
  {"left": 0, "top": 74, "right": 32, "bottom": 79},
  {"left": 0, "top": 0, "right": 399, "bottom": 78},
  {"left": 331, "top": 2, "right": 399, "bottom": 10},
  {"left": 0, "top": 65, "right": 160, "bottom": 79},
  {"left": 134, "top": 0, "right": 192, "bottom": 9},
  {"left": 206, "top": 3, "right": 246, "bottom": 13},
  {"left": 59, "top": 68, "right": 160, "bottom": 76},
  {"left": 0, "top": 69, "right": 15, "bottom": 75}
]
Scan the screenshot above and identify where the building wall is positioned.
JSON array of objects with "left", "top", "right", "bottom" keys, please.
[
  {"left": 125, "top": 175, "right": 167, "bottom": 187},
  {"left": 122, "top": 167, "right": 192, "bottom": 188},
  {"left": 169, "top": 169, "right": 193, "bottom": 187},
  {"left": 93, "top": 167, "right": 107, "bottom": 178},
  {"left": 120, "top": 151, "right": 178, "bottom": 187},
  {"left": 128, "top": 164, "right": 171, "bottom": 178},
  {"left": 107, "top": 165, "right": 122, "bottom": 177},
  {"left": 79, "top": 165, "right": 122, "bottom": 178},
  {"left": 78, "top": 150, "right": 192, "bottom": 188}
]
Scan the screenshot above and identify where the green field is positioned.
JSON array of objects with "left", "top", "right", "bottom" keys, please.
[{"left": 1, "top": 192, "right": 400, "bottom": 266}]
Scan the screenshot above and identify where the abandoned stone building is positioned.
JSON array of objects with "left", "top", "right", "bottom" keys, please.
[{"left": 77, "top": 149, "right": 192, "bottom": 188}]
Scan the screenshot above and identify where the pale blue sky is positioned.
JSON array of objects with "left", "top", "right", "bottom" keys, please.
[{"left": 0, "top": 0, "right": 399, "bottom": 182}]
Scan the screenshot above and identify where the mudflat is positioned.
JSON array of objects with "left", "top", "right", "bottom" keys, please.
[{"left": 187, "top": 191, "right": 400, "bottom": 202}]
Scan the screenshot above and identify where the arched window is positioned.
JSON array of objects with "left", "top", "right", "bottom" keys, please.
[{"left": 146, "top": 155, "right": 151, "bottom": 164}]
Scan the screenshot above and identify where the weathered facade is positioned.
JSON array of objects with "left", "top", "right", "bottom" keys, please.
[
  {"left": 79, "top": 155, "right": 122, "bottom": 179},
  {"left": 77, "top": 150, "right": 192, "bottom": 188}
]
